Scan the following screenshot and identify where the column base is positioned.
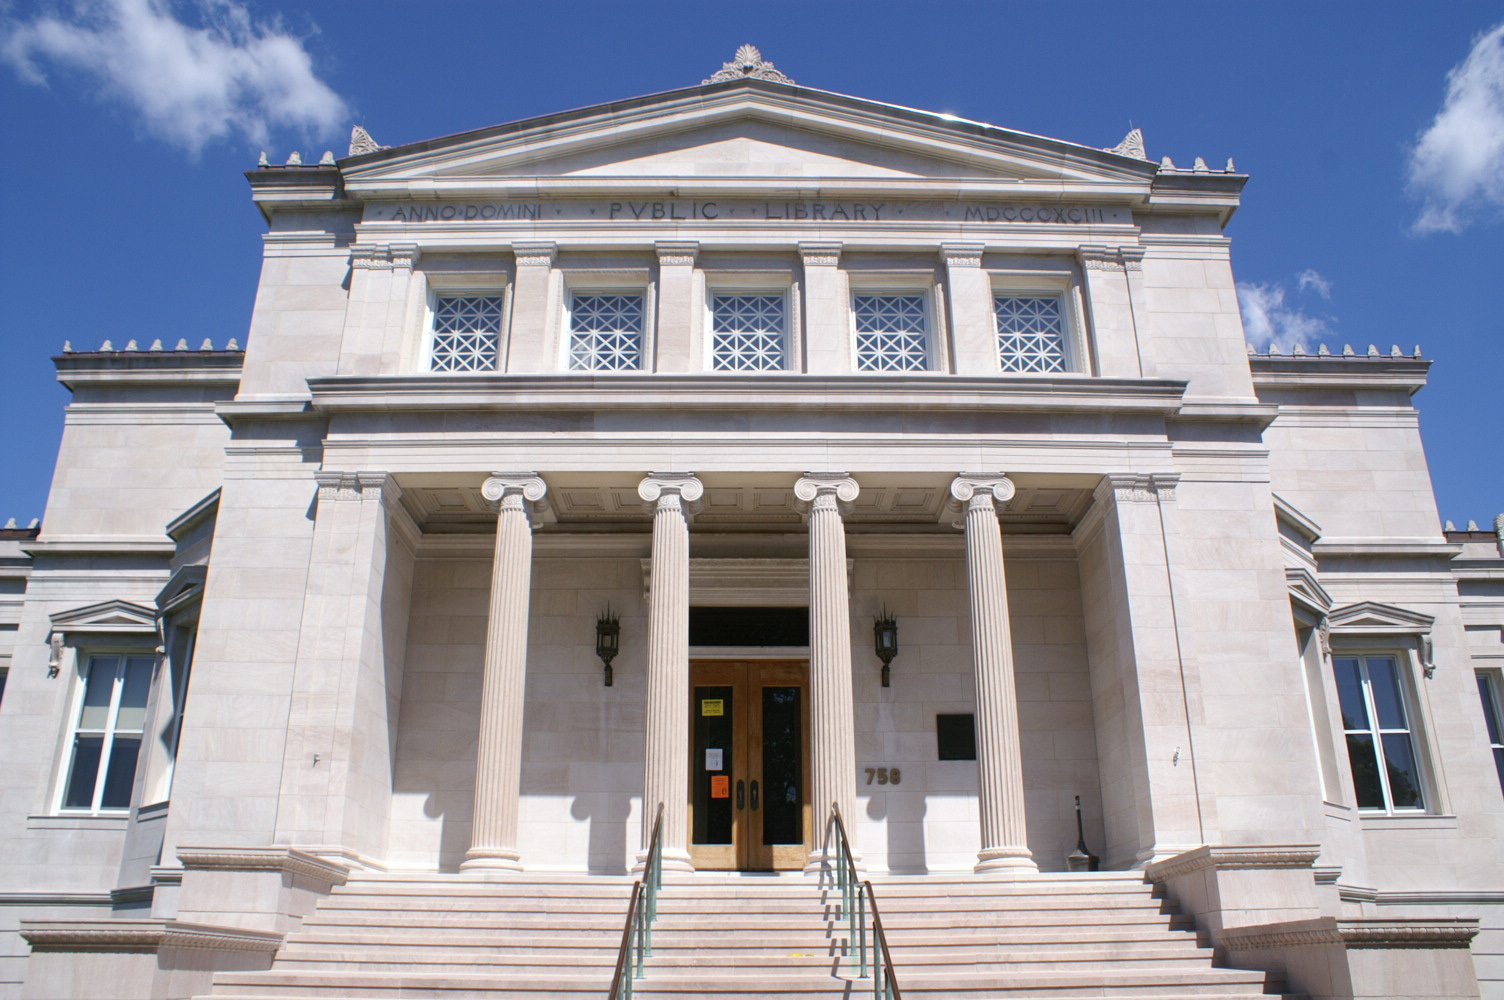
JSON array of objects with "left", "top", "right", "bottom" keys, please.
[
  {"left": 460, "top": 849, "right": 523, "bottom": 873},
  {"left": 975, "top": 847, "right": 1038, "bottom": 874},
  {"left": 804, "top": 847, "right": 865, "bottom": 876},
  {"left": 632, "top": 848, "right": 694, "bottom": 874}
]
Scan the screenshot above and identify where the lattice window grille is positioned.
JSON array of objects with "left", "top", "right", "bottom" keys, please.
[
  {"left": 853, "top": 295, "right": 929, "bottom": 372},
  {"left": 570, "top": 294, "right": 644, "bottom": 371},
  {"left": 994, "top": 296, "right": 1068, "bottom": 373},
  {"left": 431, "top": 296, "right": 503, "bottom": 372},
  {"left": 711, "top": 294, "right": 786, "bottom": 371}
]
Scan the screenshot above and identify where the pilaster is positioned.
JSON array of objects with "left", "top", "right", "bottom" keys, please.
[
  {"left": 1077, "top": 245, "right": 1143, "bottom": 378},
  {"left": 463, "top": 473, "right": 548, "bottom": 871},
  {"left": 655, "top": 242, "right": 699, "bottom": 373},
  {"left": 941, "top": 244, "right": 993, "bottom": 375},
  {"left": 794, "top": 473, "right": 861, "bottom": 869},
  {"left": 341, "top": 245, "right": 421, "bottom": 376},
  {"left": 638, "top": 473, "right": 703, "bottom": 872},
  {"left": 505, "top": 242, "right": 557, "bottom": 372},
  {"left": 274, "top": 471, "right": 416, "bottom": 864},
  {"left": 799, "top": 243, "right": 849, "bottom": 374}
]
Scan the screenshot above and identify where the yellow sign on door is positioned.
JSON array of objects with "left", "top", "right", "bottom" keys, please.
[{"left": 701, "top": 699, "right": 724, "bottom": 716}]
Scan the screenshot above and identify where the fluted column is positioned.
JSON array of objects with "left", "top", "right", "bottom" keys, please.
[
  {"left": 794, "top": 473, "right": 861, "bottom": 871},
  {"left": 951, "top": 474, "right": 1037, "bottom": 873},
  {"left": 463, "top": 474, "right": 547, "bottom": 872},
  {"left": 638, "top": 473, "right": 703, "bottom": 872}
]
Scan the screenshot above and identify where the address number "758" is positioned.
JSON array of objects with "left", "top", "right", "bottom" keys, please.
[{"left": 864, "top": 767, "right": 902, "bottom": 785}]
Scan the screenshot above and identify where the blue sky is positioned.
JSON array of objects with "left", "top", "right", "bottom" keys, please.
[{"left": 2, "top": 1, "right": 1502, "bottom": 529}]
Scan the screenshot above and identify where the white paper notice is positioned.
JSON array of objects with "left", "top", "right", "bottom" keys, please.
[{"left": 705, "top": 748, "right": 724, "bottom": 771}]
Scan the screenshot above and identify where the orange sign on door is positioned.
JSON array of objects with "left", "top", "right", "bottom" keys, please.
[{"left": 710, "top": 775, "right": 730, "bottom": 799}]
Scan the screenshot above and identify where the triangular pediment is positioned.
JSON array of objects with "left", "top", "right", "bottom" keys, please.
[
  {"left": 50, "top": 599, "right": 158, "bottom": 634},
  {"left": 343, "top": 84, "right": 1155, "bottom": 194},
  {"left": 1327, "top": 601, "right": 1435, "bottom": 635}
]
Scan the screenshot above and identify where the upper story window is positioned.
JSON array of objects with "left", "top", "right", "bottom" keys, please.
[
  {"left": 1478, "top": 671, "right": 1504, "bottom": 795},
  {"left": 994, "top": 295, "right": 1068, "bottom": 373},
  {"left": 1333, "top": 653, "right": 1425, "bottom": 811},
  {"left": 431, "top": 295, "right": 503, "bottom": 372},
  {"left": 570, "top": 293, "right": 645, "bottom": 371},
  {"left": 711, "top": 294, "right": 787, "bottom": 371},
  {"left": 61, "top": 653, "right": 154, "bottom": 812},
  {"left": 853, "top": 294, "right": 930, "bottom": 371}
]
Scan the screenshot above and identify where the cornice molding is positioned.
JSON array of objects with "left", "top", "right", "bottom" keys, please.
[
  {"left": 1219, "top": 916, "right": 1478, "bottom": 951},
  {"left": 20, "top": 918, "right": 284, "bottom": 954},
  {"left": 175, "top": 846, "right": 350, "bottom": 886},
  {"left": 1143, "top": 844, "right": 1321, "bottom": 883}
]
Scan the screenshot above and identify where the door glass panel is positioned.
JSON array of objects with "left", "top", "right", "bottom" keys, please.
[
  {"left": 692, "top": 685, "right": 734, "bottom": 845},
  {"left": 761, "top": 685, "right": 803, "bottom": 845}
]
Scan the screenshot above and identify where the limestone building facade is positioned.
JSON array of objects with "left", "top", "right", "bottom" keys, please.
[{"left": 1, "top": 49, "right": 1501, "bottom": 1000}]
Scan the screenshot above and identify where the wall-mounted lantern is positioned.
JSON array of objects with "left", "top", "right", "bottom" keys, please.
[
  {"left": 596, "top": 606, "right": 620, "bottom": 687},
  {"left": 873, "top": 607, "right": 898, "bottom": 688}
]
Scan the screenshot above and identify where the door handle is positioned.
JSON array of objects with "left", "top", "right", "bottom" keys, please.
[
  {"left": 736, "top": 779, "right": 745, "bottom": 811},
  {"left": 750, "top": 780, "right": 760, "bottom": 812}
]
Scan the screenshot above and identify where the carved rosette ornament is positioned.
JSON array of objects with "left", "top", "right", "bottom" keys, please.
[{"left": 704, "top": 44, "right": 795, "bottom": 85}]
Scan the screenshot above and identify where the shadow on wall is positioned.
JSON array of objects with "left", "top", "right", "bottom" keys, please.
[
  {"left": 866, "top": 792, "right": 929, "bottom": 875},
  {"left": 571, "top": 793, "right": 635, "bottom": 875}
]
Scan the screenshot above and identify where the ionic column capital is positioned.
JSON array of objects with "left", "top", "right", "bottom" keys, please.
[
  {"left": 793, "top": 473, "right": 859, "bottom": 518},
  {"left": 638, "top": 472, "right": 704, "bottom": 514},
  {"left": 948, "top": 474, "right": 1014, "bottom": 527},
  {"left": 483, "top": 473, "right": 547, "bottom": 504}
]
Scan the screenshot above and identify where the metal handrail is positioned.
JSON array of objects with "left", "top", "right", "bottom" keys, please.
[
  {"left": 828, "top": 803, "right": 903, "bottom": 1000},
  {"left": 607, "top": 802, "right": 665, "bottom": 1000}
]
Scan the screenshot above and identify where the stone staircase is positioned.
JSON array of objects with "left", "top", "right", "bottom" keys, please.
[{"left": 201, "top": 870, "right": 1296, "bottom": 1000}]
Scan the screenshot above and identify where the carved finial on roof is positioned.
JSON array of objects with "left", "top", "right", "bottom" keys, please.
[
  {"left": 1342, "top": 344, "right": 1355, "bottom": 356},
  {"left": 258, "top": 151, "right": 268, "bottom": 167},
  {"left": 200, "top": 338, "right": 214, "bottom": 350},
  {"left": 1159, "top": 155, "right": 1175, "bottom": 170},
  {"left": 319, "top": 150, "right": 335, "bottom": 165},
  {"left": 27, "top": 518, "right": 38, "bottom": 529},
  {"left": 1225, "top": 157, "right": 1236, "bottom": 172},
  {"left": 1292, "top": 343, "right": 1306, "bottom": 356},
  {"left": 227, "top": 338, "right": 240, "bottom": 350},
  {"left": 1105, "top": 128, "right": 1146, "bottom": 160},
  {"left": 1469, "top": 520, "right": 1481, "bottom": 531},
  {"left": 175, "top": 338, "right": 189, "bottom": 350},
  {"left": 704, "top": 44, "right": 795, "bottom": 85},
  {"left": 1391, "top": 344, "right": 1402, "bottom": 357},
  {"left": 349, "top": 125, "right": 386, "bottom": 156},
  {"left": 3, "top": 518, "right": 15, "bottom": 529},
  {"left": 1367, "top": 344, "right": 1379, "bottom": 356},
  {"left": 124, "top": 339, "right": 138, "bottom": 351},
  {"left": 1318, "top": 343, "right": 1330, "bottom": 356},
  {"left": 1413, "top": 344, "right": 1422, "bottom": 357},
  {"left": 1445, "top": 520, "right": 1456, "bottom": 531},
  {"left": 1192, "top": 156, "right": 1209, "bottom": 172},
  {"left": 149, "top": 338, "right": 163, "bottom": 351},
  {"left": 286, "top": 151, "right": 301, "bottom": 166},
  {"left": 62, "top": 341, "right": 72, "bottom": 353},
  {"left": 101, "top": 339, "right": 114, "bottom": 351}
]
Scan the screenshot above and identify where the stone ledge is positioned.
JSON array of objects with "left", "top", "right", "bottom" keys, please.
[
  {"left": 20, "top": 918, "right": 283, "bottom": 954},
  {"left": 176, "top": 846, "right": 350, "bottom": 887},
  {"left": 1220, "top": 916, "right": 1479, "bottom": 951},
  {"left": 1143, "top": 844, "right": 1321, "bottom": 883}
]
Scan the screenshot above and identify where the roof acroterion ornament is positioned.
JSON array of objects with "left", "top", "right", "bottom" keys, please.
[
  {"left": 349, "top": 125, "right": 386, "bottom": 157},
  {"left": 704, "top": 44, "right": 795, "bottom": 85},
  {"left": 1105, "top": 127, "right": 1146, "bottom": 161}
]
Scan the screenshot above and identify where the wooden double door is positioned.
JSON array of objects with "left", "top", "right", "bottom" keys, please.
[{"left": 688, "top": 660, "right": 811, "bottom": 870}]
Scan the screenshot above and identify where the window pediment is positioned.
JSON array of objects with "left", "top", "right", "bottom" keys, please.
[
  {"left": 1327, "top": 601, "right": 1435, "bottom": 636},
  {"left": 49, "top": 600, "right": 158, "bottom": 635}
]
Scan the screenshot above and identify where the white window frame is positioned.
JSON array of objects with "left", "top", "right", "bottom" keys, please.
[
  {"left": 1332, "top": 648, "right": 1432, "bottom": 814},
  {"left": 424, "top": 288, "right": 509, "bottom": 373},
  {"left": 848, "top": 285, "right": 938, "bottom": 373},
  {"left": 563, "top": 284, "right": 652, "bottom": 372},
  {"left": 56, "top": 650, "right": 158, "bottom": 814},
  {"left": 704, "top": 283, "right": 793, "bottom": 373},
  {"left": 1478, "top": 670, "right": 1504, "bottom": 796},
  {"left": 989, "top": 272, "right": 1089, "bottom": 375}
]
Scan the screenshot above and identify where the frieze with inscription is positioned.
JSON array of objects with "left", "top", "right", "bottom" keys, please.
[{"left": 367, "top": 200, "right": 1130, "bottom": 226}]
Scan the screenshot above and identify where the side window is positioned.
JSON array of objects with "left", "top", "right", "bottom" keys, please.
[
  {"left": 1333, "top": 654, "right": 1425, "bottom": 811},
  {"left": 994, "top": 295, "right": 1069, "bottom": 373},
  {"left": 61, "top": 654, "right": 155, "bottom": 812},
  {"left": 710, "top": 294, "right": 787, "bottom": 371},
  {"left": 431, "top": 295, "right": 504, "bottom": 372},
  {"left": 569, "top": 293, "right": 645, "bottom": 371},
  {"left": 852, "top": 294, "right": 930, "bottom": 371},
  {"left": 1478, "top": 672, "right": 1504, "bottom": 795}
]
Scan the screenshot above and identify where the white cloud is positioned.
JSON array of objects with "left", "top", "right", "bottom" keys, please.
[
  {"left": 2, "top": 0, "right": 348, "bottom": 155},
  {"left": 1238, "top": 276, "right": 1335, "bottom": 353},
  {"left": 1408, "top": 21, "right": 1504, "bottom": 234},
  {"left": 1296, "top": 268, "right": 1332, "bottom": 299}
]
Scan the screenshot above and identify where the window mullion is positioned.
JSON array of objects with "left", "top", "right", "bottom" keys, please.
[
  {"left": 91, "top": 660, "right": 127, "bottom": 812},
  {"left": 1360, "top": 657, "right": 1397, "bottom": 812}
]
